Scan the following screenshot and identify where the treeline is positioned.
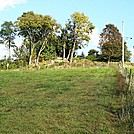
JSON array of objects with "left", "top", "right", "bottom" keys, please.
[{"left": 0, "top": 11, "right": 131, "bottom": 69}]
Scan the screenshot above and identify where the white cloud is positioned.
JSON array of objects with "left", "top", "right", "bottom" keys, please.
[
  {"left": 0, "top": 0, "right": 27, "bottom": 11},
  {"left": 0, "top": 45, "right": 8, "bottom": 59},
  {"left": 90, "top": 28, "right": 100, "bottom": 46},
  {"left": 15, "top": 37, "right": 23, "bottom": 47}
]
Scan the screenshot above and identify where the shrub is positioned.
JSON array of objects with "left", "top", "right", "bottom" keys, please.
[{"left": 86, "top": 55, "right": 97, "bottom": 61}]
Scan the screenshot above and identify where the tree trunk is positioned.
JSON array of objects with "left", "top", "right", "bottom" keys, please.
[
  {"left": 29, "top": 43, "right": 34, "bottom": 66},
  {"left": 35, "top": 42, "right": 46, "bottom": 66},
  {"left": 35, "top": 50, "right": 42, "bottom": 66},
  {"left": 29, "top": 54, "right": 32, "bottom": 65},
  {"left": 6, "top": 63, "right": 9, "bottom": 70},
  {"left": 63, "top": 42, "right": 66, "bottom": 60},
  {"left": 69, "top": 41, "right": 76, "bottom": 63},
  {"left": 8, "top": 40, "right": 11, "bottom": 60},
  {"left": 28, "top": 38, "right": 46, "bottom": 66},
  {"left": 108, "top": 56, "right": 110, "bottom": 66},
  {"left": 6, "top": 40, "right": 11, "bottom": 70},
  {"left": 9, "top": 47, "right": 11, "bottom": 60},
  {"left": 28, "top": 41, "right": 38, "bottom": 66},
  {"left": 67, "top": 49, "right": 71, "bottom": 61}
]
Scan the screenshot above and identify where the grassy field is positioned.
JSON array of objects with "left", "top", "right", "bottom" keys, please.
[{"left": 0, "top": 68, "right": 118, "bottom": 133}]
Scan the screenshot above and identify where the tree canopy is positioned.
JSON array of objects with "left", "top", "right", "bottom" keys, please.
[
  {"left": 65, "top": 12, "right": 95, "bottom": 63},
  {"left": 0, "top": 11, "right": 132, "bottom": 69},
  {"left": 99, "top": 24, "right": 131, "bottom": 62},
  {"left": 15, "top": 11, "right": 60, "bottom": 65}
]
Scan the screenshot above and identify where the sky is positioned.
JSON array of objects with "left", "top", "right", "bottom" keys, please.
[{"left": 0, "top": 0, "right": 134, "bottom": 61}]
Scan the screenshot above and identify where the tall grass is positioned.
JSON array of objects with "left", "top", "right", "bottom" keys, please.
[{"left": 113, "top": 71, "right": 134, "bottom": 133}]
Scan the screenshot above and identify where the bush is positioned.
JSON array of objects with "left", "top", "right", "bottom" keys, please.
[{"left": 86, "top": 55, "right": 97, "bottom": 61}]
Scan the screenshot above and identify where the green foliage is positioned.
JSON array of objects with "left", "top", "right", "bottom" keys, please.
[
  {"left": 11, "top": 59, "right": 28, "bottom": 68},
  {"left": 42, "top": 44, "right": 57, "bottom": 60},
  {"left": 13, "top": 44, "right": 29, "bottom": 62},
  {"left": 86, "top": 49, "right": 99, "bottom": 61},
  {"left": 88, "top": 49, "right": 97, "bottom": 55},
  {"left": 86, "top": 55, "right": 97, "bottom": 61},
  {"left": 15, "top": 11, "right": 60, "bottom": 65},
  {"left": 65, "top": 12, "right": 95, "bottom": 63},
  {"left": 99, "top": 24, "right": 131, "bottom": 62},
  {"left": 0, "top": 59, "right": 7, "bottom": 69},
  {"left": 0, "top": 21, "right": 15, "bottom": 42},
  {"left": 125, "top": 50, "right": 132, "bottom": 62},
  {"left": 0, "top": 59, "right": 28, "bottom": 70}
]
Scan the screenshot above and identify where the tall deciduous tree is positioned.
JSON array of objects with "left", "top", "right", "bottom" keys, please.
[
  {"left": 65, "top": 12, "right": 95, "bottom": 63},
  {"left": 99, "top": 24, "right": 131, "bottom": 62},
  {"left": 0, "top": 21, "right": 16, "bottom": 60},
  {"left": 15, "top": 11, "right": 60, "bottom": 66}
]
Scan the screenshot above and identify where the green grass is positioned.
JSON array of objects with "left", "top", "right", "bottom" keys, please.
[{"left": 0, "top": 68, "right": 117, "bottom": 133}]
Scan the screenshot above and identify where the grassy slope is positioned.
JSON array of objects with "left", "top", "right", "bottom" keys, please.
[{"left": 0, "top": 68, "right": 116, "bottom": 134}]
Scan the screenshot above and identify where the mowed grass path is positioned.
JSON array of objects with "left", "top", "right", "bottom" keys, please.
[{"left": 0, "top": 68, "right": 116, "bottom": 133}]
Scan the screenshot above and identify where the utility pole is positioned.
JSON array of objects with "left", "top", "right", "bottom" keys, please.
[{"left": 122, "top": 21, "right": 125, "bottom": 67}]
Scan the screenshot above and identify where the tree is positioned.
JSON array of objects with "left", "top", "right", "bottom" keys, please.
[
  {"left": 88, "top": 49, "right": 98, "bottom": 56},
  {"left": 99, "top": 24, "right": 131, "bottom": 62},
  {"left": 65, "top": 12, "right": 95, "bottom": 63},
  {"left": 86, "top": 49, "right": 99, "bottom": 61},
  {"left": 59, "top": 26, "right": 74, "bottom": 61},
  {"left": 0, "top": 21, "right": 16, "bottom": 60},
  {"left": 34, "top": 16, "right": 60, "bottom": 65},
  {"left": 125, "top": 49, "right": 131, "bottom": 62},
  {"left": 15, "top": 11, "right": 60, "bottom": 66}
]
